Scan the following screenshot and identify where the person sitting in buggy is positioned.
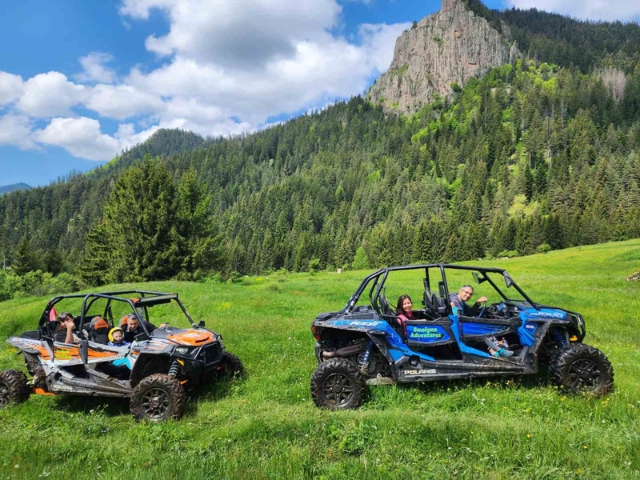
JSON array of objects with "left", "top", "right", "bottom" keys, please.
[
  {"left": 448, "top": 285, "right": 488, "bottom": 317},
  {"left": 396, "top": 294, "right": 415, "bottom": 325},
  {"left": 54, "top": 312, "right": 79, "bottom": 344},
  {"left": 121, "top": 313, "right": 169, "bottom": 343},
  {"left": 108, "top": 327, "right": 130, "bottom": 347}
]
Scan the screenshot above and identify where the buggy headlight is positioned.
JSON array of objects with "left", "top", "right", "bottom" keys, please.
[{"left": 175, "top": 346, "right": 193, "bottom": 355}]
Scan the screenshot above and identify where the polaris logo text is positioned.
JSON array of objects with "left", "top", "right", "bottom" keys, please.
[
  {"left": 529, "top": 311, "right": 565, "bottom": 319},
  {"left": 405, "top": 369, "right": 436, "bottom": 375}
]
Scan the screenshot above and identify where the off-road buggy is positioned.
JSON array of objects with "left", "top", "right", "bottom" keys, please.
[
  {"left": 310, "top": 264, "right": 613, "bottom": 409},
  {"left": 0, "top": 290, "right": 243, "bottom": 421}
]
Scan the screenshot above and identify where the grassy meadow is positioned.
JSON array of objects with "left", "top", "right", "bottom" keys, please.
[{"left": 0, "top": 240, "right": 639, "bottom": 479}]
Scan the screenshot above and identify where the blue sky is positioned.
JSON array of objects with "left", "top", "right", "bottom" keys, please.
[{"left": 0, "top": 0, "right": 636, "bottom": 187}]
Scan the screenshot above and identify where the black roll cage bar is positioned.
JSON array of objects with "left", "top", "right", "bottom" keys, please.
[
  {"left": 40, "top": 290, "right": 195, "bottom": 336},
  {"left": 342, "top": 264, "right": 538, "bottom": 316}
]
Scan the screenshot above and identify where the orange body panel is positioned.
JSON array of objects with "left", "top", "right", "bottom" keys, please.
[
  {"left": 167, "top": 330, "right": 214, "bottom": 346},
  {"left": 34, "top": 344, "right": 52, "bottom": 361},
  {"left": 34, "top": 388, "right": 56, "bottom": 396},
  {"left": 88, "top": 349, "right": 119, "bottom": 359}
]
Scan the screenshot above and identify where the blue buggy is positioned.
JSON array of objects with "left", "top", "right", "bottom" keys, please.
[{"left": 310, "top": 264, "right": 613, "bottom": 409}]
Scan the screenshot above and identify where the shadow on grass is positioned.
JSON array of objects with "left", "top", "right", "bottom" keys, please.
[
  {"left": 54, "top": 395, "right": 130, "bottom": 417},
  {"left": 53, "top": 376, "right": 247, "bottom": 420},
  {"left": 399, "top": 370, "right": 555, "bottom": 396}
]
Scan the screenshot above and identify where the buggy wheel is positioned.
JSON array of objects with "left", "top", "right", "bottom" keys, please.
[
  {"left": 311, "top": 358, "right": 365, "bottom": 410},
  {"left": 215, "top": 351, "right": 245, "bottom": 381},
  {"left": 0, "top": 370, "right": 31, "bottom": 408},
  {"left": 130, "top": 374, "right": 186, "bottom": 422},
  {"left": 549, "top": 344, "right": 613, "bottom": 397}
]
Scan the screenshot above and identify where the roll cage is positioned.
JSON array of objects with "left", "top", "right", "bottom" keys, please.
[
  {"left": 342, "top": 264, "right": 539, "bottom": 317},
  {"left": 39, "top": 290, "right": 196, "bottom": 338}
]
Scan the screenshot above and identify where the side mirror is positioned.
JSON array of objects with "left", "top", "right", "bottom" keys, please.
[
  {"left": 197, "top": 320, "right": 205, "bottom": 328},
  {"left": 503, "top": 272, "right": 514, "bottom": 288},
  {"left": 472, "top": 272, "right": 485, "bottom": 284}
]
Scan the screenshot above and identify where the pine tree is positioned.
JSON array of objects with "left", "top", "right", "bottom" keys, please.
[
  {"left": 175, "top": 169, "right": 227, "bottom": 278},
  {"left": 43, "top": 249, "right": 64, "bottom": 276},
  {"left": 412, "top": 220, "right": 432, "bottom": 263},
  {"left": 78, "top": 223, "right": 112, "bottom": 286},
  {"left": 352, "top": 246, "right": 370, "bottom": 270},
  {"left": 442, "top": 232, "right": 461, "bottom": 263},
  {"left": 11, "top": 238, "right": 38, "bottom": 276}
]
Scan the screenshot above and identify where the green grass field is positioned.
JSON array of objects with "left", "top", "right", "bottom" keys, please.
[{"left": 0, "top": 240, "right": 639, "bottom": 479}]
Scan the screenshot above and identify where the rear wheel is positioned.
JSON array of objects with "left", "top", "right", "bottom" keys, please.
[
  {"left": 311, "top": 358, "right": 365, "bottom": 410},
  {"left": 549, "top": 344, "right": 613, "bottom": 397},
  {"left": 0, "top": 370, "right": 31, "bottom": 408},
  {"left": 130, "top": 374, "right": 186, "bottom": 422}
]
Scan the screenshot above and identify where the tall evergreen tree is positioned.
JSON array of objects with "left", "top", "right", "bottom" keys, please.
[{"left": 12, "top": 238, "right": 38, "bottom": 276}]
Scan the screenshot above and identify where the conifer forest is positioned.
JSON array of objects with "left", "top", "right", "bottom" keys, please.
[{"left": 1, "top": 6, "right": 640, "bottom": 290}]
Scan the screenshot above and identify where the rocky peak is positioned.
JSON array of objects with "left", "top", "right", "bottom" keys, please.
[{"left": 367, "top": 0, "right": 518, "bottom": 114}]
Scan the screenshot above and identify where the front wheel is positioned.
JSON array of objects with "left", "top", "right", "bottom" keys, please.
[
  {"left": 311, "top": 358, "right": 365, "bottom": 410},
  {"left": 0, "top": 370, "right": 31, "bottom": 408},
  {"left": 130, "top": 374, "right": 186, "bottom": 422},
  {"left": 215, "top": 351, "right": 245, "bottom": 381},
  {"left": 549, "top": 344, "right": 614, "bottom": 397}
]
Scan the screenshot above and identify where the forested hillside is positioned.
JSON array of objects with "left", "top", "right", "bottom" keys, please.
[{"left": 1, "top": 6, "right": 640, "bottom": 285}]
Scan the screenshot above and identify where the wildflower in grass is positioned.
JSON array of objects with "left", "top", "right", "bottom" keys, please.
[
  {"left": 527, "top": 434, "right": 531, "bottom": 438},
  {"left": 583, "top": 445, "right": 588, "bottom": 449}
]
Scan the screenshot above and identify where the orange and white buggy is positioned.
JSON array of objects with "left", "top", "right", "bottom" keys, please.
[{"left": 0, "top": 290, "right": 243, "bottom": 421}]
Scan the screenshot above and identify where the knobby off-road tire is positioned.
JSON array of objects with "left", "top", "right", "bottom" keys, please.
[
  {"left": 215, "top": 351, "right": 245, "bottom": 381},
  {"left": 549, "top": 344, "right": 614, "bottom": 397},
  {"left": 311, "top": 358, "right": 365, "bottom": 410},
  {"left": 0, "top": 370, "right": 31, "bottom": 408},
  {"left": 130, "top": 374, "right": 186, "bottom": 422}
]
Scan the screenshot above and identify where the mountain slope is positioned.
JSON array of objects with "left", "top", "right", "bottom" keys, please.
[
  {"left": 0, "top": 183, "right": 30, "bottom": 195},
  {"left": 367, "top": 0, "right": 517, "bottom": 114},
  {"left": 1, "top": 3, "right": 640, "bottom": 278}
]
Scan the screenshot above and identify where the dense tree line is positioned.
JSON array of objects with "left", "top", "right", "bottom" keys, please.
[
  {"left": 1, "top": 7, "right": 640, "bottom": 283},
  {"left": 465, "top": 0, "right": 640, "bottom": 73}
]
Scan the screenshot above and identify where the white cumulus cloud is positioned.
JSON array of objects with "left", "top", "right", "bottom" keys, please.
[
  {"left": 17, "top": 72, "right": 86, "bottom": 117},
  {"left": 33, "top": 117, "right": 121, "bottom": 161},
  {"left": 5, "top": 0, "right": 409, "bottom": 162},
  {"left": 0, "top": 115, "right": 35, "bottom": 149},
  {"left": 77, "top": 52, "right": 118, "bottom": 83},
  {"left": 86, "top": 84, "right": 163, "bottom": 119},
  {"left": 122, "top": 0, "right": 341, "bottom": 70},
  {"left": 505, "top": 0, "right": 640, "bottom": 22},
  {"left": 0, "top": 72, "right": 24, "bottom": 107}
]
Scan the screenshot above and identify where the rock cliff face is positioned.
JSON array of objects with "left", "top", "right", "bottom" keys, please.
[{"left": 367, "top": 0, "right": 517, "bottom": 114}]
